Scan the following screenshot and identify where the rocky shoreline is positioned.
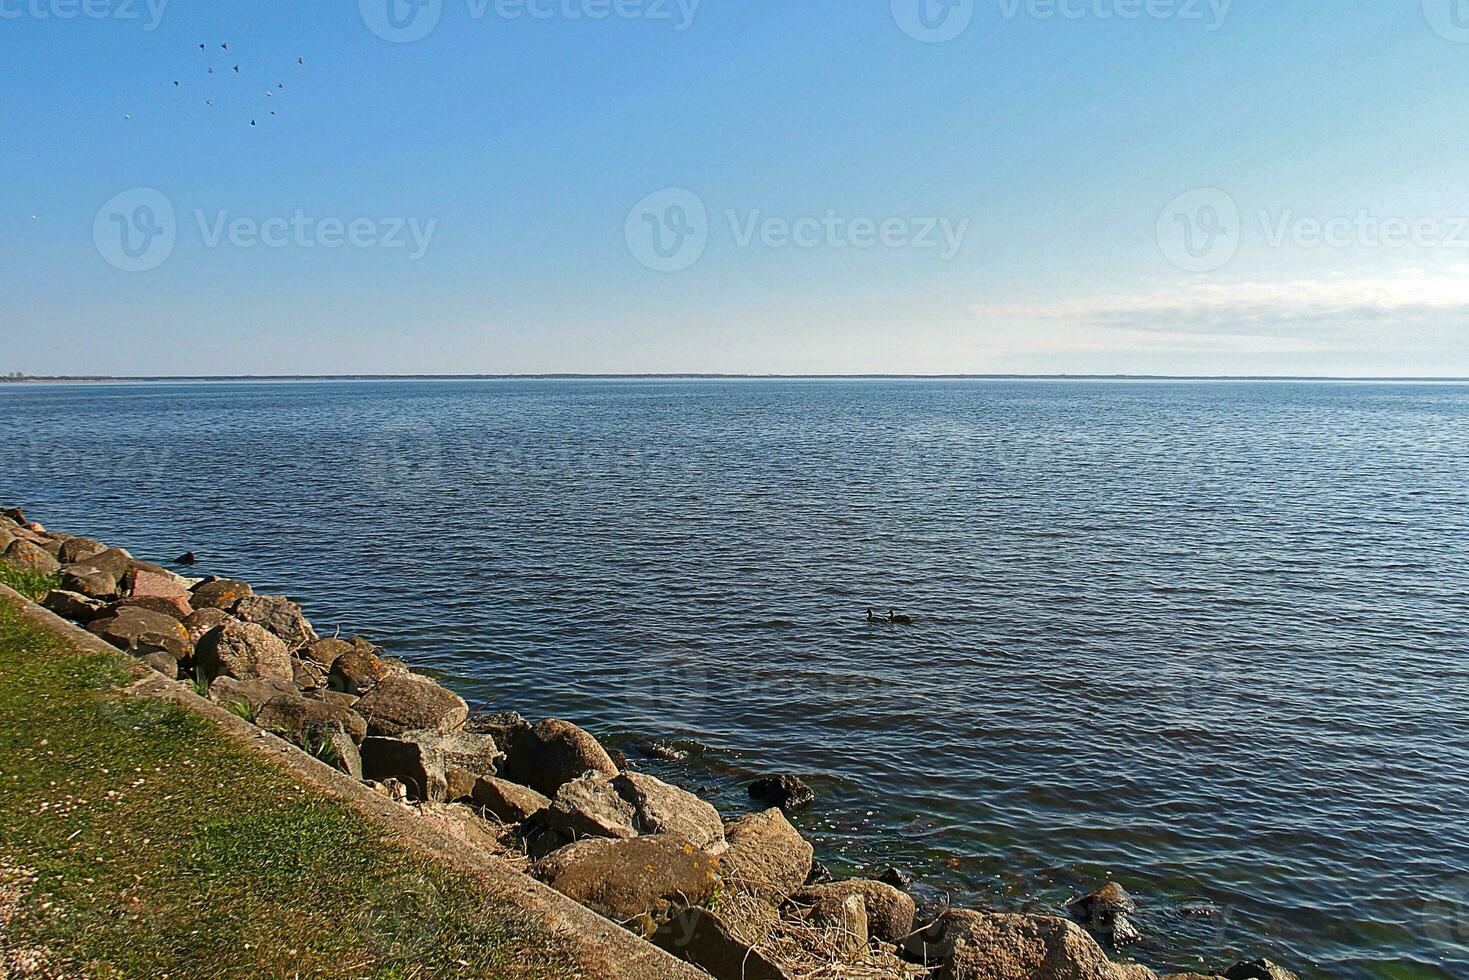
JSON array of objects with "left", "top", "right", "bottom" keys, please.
[{"left": 1, "top": 506, "right": 1301, "bottom": 980}]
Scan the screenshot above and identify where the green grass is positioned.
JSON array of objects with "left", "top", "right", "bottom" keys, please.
[
  {"left": 0, "top": 563, "right": 60, "bottom": 600},
  {"left": 0, "top": 597, "right": 583, "bottom": 979}
]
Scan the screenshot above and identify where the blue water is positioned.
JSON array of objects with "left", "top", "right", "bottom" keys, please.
[{"left": 3, "top": 378, "right": 1467, "bottom": 978}]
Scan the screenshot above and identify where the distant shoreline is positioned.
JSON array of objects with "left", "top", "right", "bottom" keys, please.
[{"left": 3, "top": 373, "right": 1468, "bottom": 384}]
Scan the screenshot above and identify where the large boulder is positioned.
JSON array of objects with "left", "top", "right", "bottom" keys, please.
[
  {"left": 195, "top": 620, "right": 292, "bottom": 683},
  {"left": 353, "top": 674, "right": 467, "bottom": 737},
  {"left": 104, "top": 595, "right": 193, "bottom": 621},
  {"left": 360, "top": 735, "right": 448, "bottom": 802},
  {"left": 532, "top": 835, "right": 722, "bottom": 925},
  {"left": 793, "top": 879, "right": 915, "bottom": 945},
  {"left": 652, "top": 907, "right": 790, "bottom": 980},
  {"left": 127, "top": 567, "right": 192, "bottom": 601},
  {"left": 75, "top": 547, "right": 134, "bottom": 583},
  {"left": 181, "top": 607, "right": 234, "bottom": 646},
  {"left": 190, "top": 578, "right": 254, "bottom": 610},
  {"left": 914, "top": 910, "right": 1157, "bottom": 980},
  {"left": 613, "top": 771, "right": 725, "bottom": 850},
  {"left": 1068, "top": 882, "right": 1141, "bottom": 947},
  {"left": 255, "top": 694, "right": 367, "bottom": 745},
  {"left": 720, "top": 809, "right": 813, "bottom": 905},
  {"left": 472, "top": 776, "right": 551, "bottom": 823},
  {"left": 505, "top": 718, "right": 618, "bottom": 797},
  {"left": 40, "top": 589, "right": 108, "bottom": 623},
  {"left": 402, "top": 729, "right": 502, "bottom": 777},
  {"left": 57, "top": 537, "right": 106, "bottom": 564},
  {"left": 233, "top": 594, "right": 318, "bottom": 651},
  {"left": 805, "top": 892, "right": 869, "bottom": 958},
  {"left": 59, "top": 564, "right": 120, "bottom": 600},
  {"left": 87, "top": 606, "right": 192, "bottom": 660},
  {"left": 529, "top": 773, "right": 638, "bottom": 843},
  {"left": 3, "top": 539, "right": 61, "bottom": 576}
]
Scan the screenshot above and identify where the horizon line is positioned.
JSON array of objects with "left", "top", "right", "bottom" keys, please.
[{"left": 3, "top": 373, "right": 1469, "bottom": 384}]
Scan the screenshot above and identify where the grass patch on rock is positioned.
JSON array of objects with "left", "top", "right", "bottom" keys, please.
[
  {"left": 0, "top": 564, "right": 59, "bottom": 601},
  {"left": 0, "top": 597, "right": 579, "bottom": 979}
]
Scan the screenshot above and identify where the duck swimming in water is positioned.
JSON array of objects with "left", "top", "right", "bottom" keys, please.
[
  {"left": 866, "top": 608, "right": 882, "bottom": 623},
  {"left": 888, "top": 609, "right": 915, "bottom": 625}
]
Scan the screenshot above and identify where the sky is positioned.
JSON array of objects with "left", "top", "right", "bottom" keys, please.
[{"left": 2, "top": 0, "right": 1468, "bottom": 377}]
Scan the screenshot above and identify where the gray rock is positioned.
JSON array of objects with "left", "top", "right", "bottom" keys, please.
[
  {"left": 255, "top": 694, "right": 367, "bottom": 745},
  {"left": 57, "top": 537, "right": 107, "bottom": 564},
  {"left": 360, "top": 735, "right": 447, "bottom": 802},
  {"left": 327, "top": 649, "right": 400, "bottom": 695},
  {"left": 912, "top": 910, "right": 1157, "bottom": 980},
  {"left": 181, "top": 607, "right": 235, "bottom": 646},
  {"left": 302, "top": 637, "right": 352, "bottom": 666},
  {"left": 59, "top": 564, "right": 119, "bottom": 600},
  {"left": 208, "top": 676, "right": 298, "bottom": 715},
  {"left": 530, "top": 773, "right": 638, "bottom": 842},
  {"left": 505, "top": 717, "right": 618, "bottom": 797},
  {"left": 75, "top": 547, "right": 134, "bottom": 583},
  {"left": 445, "top": 767, "right": 477, "bottom": 801},
  {"left": 471, "top": 776, "right": 551, "bottom": 823},
  {"left": 652, "top": 907, "right": 791, "bottom": 980},
  {"left": 1068, "top": 882, "right": 1142, "bottom": 947},
  {"left": 189, "top": 578, "right": 254, "bottom": 610},
  {"left": 721, "top": 808, "right": 813, "bottom": 905},
  {"left": 400, "top": 729, "right": 501, "bottom": 777},
  {"left": 805, "top": 892, "right": 868, "bottom": 958},
  {"left": 3, "top": 539, "right": 61, "bottom": 576},
  {"left": 464, "top": 710, "right": 531, "bottom": 756},
  {"left": 354, "top": 674, "right": 468, "bottom": 737},
  {"left": 40, "top": 589, "right": 108, "bottom": 623},
  {"left": 87, "top": 606, "right": 192, "bottom": 660},
  {"left": 325, "top": 731, "right": 363, "bottom": 781},
  {"left": 531, "top": 835, "right": 722, "bottom": 925},
  {"left": 793, "top": 879, "right": 915, "bottom": 944},
  {"left": 233, "top": 594, "right": 318, "bottom": 651},
  {"left": 195, "top": 620, "right": 292, "bottom": 683},
  {"left": 142, "top": 651, "right": 181, "bottom": 679},
  {"left": 613, "top": 771, "right": 725, "bottom": 850}
]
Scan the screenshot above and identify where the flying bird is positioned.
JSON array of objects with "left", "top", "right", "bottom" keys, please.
[
  {"left": 251, "top": 119, "right": 257, "bottom": 126},
  {"left": 266, "top": 90, "right": 272, "bottom": 97},
  {"left": 173, "top": 80, "right": 180, "bottom": 86},
  {"left": 31, "top": 214, "right": 38, "bottom": 220},
  {"left": 208, "top": 67, "right": 215, "bottom": 74},
  {"left": 222, "top": 43, "right": 229, "bottom": 50},
  {"left": 297, "top": 57, "right": 304, "bottom": 65},
  {"left": 198, "top": 43, "right": 205, "bottom": 50},
  {"left": 233, "top": 65, "right": 240, "bottom": 74},
  {"left": 206, "top": 100, "right": 214, "bottom": 106}
]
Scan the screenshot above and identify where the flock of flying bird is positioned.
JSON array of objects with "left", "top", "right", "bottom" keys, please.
[{"left": 121, "top": 42, "right": 306, "bottom": 129}]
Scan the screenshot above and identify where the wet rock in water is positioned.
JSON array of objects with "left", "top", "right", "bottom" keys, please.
[
  {"left": 208, "top": 676, "right": 298, "bottom": 715},
  {"left": 635, "top": 738, "right": 689, "bottom": 762},
  {"left": 471, "top": 776, "right": 551, "bottom": 823},
  {"left": 529, "top": 773, "right": 638, "bottom": 842},
  {"left": 195, "top": 620, "right": 292, "bottom": 683},
  {"left": 327, "top": 649, "right": 401, "bottom": 696},
  {"left": 360, "top": 735, "right": 448, "bottom": 802},
  {"left": 608, "top": 748, "right": 632, "bottom": 771},
  {"left": 793, "top": 878, "right": 916, "bottom": 945},
  {"left": 532, "top": 835, "right": 722, "bottom": 925},
  {"left": 58, "top": 537, "right": 107, "bottom": 564},
  {"left": 720, "top": 808, "right": 813, "bottom": 905},
  {"left": 1224, "top": 960, "right": 1301, "bottom": 980},
  {"left": 613, "top": 771, "right": 726, "bottom": 850},
  {"left": 505, "top": 718, "right": 619, "bottom": 797},
  {"left": 911, "top": 909, "right": 1156, "bottom": 980},
  {"left": 255, "top": 693, "right": 367, "bottom": 745},
  {"left": 805, "top": 859, "right": 834, "bottom": 885},
  {"left": 353, "top": 673, "right": 468, "bottom": 737},
  {"left": 233, "top": 594, "right": 318, "bottom": 651},
  {"left": 181, "top": 608, "right": 234, "bottom": 646},
  {"left": 174, "top": 551, "right": 196, "bottom": 565},
  {"left": 105, "top": 595, "right": 193, "bottom": 622},
  {"left": 88, "top": 606, "right": 193, "bottom": 660},
  {"left": 1068, "top": 882, "right": 1142, "bottom": 947},
  {"left": 653, "top": 906, "right": 791, "bottom": 980},
  {"left": 190, "top": 578, "right": 254, "bottom": 610},
  {"left": 40, "top": 589, "right": 108, "bottom": 623},
  {"left": 302, "top": 637, "right": 352, "bottom": 666},
  {"left": 3, "top": 539, "right": 62, "bottom": 576},
  {"left": 748, "top": 774, "right": 815, "bottom": 811},
  {"left": 879, "top": 866, "right": 914, "bottom": 890}
]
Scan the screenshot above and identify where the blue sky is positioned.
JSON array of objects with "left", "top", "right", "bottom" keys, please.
[{"left": 2, "top": 0, "right": 1468, "bottom": 376}]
